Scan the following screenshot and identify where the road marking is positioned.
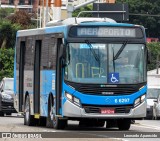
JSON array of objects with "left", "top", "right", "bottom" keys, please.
[
  {"left": 132, "top": 124, "right": 160, "bottom": 131},
  {"left": 43, "top": 130, "right": 57, "bottom": 132}
]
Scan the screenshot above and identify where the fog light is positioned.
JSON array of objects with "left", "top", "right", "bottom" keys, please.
[
  {"left": 134, "top": 98, "right": 140, "bottom": 107},
  {"left": 73, "top": 97, "right": 80, "bottom": 106}
]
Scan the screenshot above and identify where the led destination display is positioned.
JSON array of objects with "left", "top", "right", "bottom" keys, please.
[
  {"left": 69, "top": 26, "right": 143, "bottom": 38},
  {"left": 78, "top": 28, "right": 135, "bottom": 37}
]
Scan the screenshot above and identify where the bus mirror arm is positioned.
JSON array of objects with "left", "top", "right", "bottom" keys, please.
[
  {"left": 59, "top": 44, "right": 66, "bottom": 58},
  {"left": 59, "top": 44, "right": 67, "bottom": 67}
]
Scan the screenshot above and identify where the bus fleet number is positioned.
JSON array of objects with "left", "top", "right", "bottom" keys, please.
[{"left": 115, "top": 98, "right": 130, "bottom": 103}]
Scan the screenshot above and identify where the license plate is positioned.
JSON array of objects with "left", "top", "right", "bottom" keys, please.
[{"left": 101, "top": 108, "right": 115, "bottom": 114}]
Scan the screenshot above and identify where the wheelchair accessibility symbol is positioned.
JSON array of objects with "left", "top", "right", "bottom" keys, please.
[{"left": 109, "top": 73, "right": 119, "bottom": 83}]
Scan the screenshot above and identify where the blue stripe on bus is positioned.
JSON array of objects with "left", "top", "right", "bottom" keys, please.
[{"left": 63, "top": 83, "right": 147, "bottom": 105}]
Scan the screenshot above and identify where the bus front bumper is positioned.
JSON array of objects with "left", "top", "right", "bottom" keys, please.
[{"left": 63, "top": 100, "right": 146, "bottom": 118}]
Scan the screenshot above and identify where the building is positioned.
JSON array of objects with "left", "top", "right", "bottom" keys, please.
[
  {"left": 1, "top": 0, "right": 32, "bottom": 5},
  {"left": 147, "top": 38, "right": 159, "bottom": 43}
]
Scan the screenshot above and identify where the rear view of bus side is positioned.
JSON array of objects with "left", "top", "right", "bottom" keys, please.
[{"left": 14, "top": 18, "right": 147, "bottom": 130}]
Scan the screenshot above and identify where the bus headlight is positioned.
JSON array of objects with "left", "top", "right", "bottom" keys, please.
[
  {"left": 65, "top": 92, "right": 81, "bottom": 107},
  {"left": 134, "top": 94, "right": 146, "bottom": 107},
  {"left": 141, "top": 94, "right": 146, "bottom": 102},
  {"left": 66, "top": 93, "right": 72, "bottom": 100}
]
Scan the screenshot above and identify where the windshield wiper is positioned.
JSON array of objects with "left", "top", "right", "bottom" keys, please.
[
  {"left": 113, "top": 41, "right": 128, "bottom": 60},
  {"left": 112, "top": 47, "right": 116, "bottom": 72},
  {"left": 85, "top": 40, "right": 100, "bottom": 62}
]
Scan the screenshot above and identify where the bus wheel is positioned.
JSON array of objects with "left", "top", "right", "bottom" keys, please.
[
  {"left": 95, "top": 120, "right": 105, "bottom": 127},
  {"left": 0, "top": 111, "right": 4, "bottom": 117},
  {"left": 117, "top": 119, "right": 131, "bottom": 130},
  {"left": 6, "top": 113, "right": 12, "bottom": 116},
  {"left": 106, "top": 119, "right": 116, "bottom": 128},
  {"left": 24, "top": 95, "right": 35, "bottom": 126},
  {"left": 46, "top": 98, "right": 53, "bottom": 128},
  {"left": 53, "top": 116, "right": 67, "bottom": 129}
]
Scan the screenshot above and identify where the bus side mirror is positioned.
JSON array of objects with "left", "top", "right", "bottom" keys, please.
[
  {"left": 59, "top": 44, "right": 67, "bottom": 67},
  {"left": 147, "top": 50, "right": 151, "bottom": 64},
  {"left": 59, "top": 44, "right": 66, "bottom": 58}
]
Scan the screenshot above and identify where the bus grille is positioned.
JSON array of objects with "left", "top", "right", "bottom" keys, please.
[
  {"left": 65, "top": 81, "right": 146, "bottom": 95},
  {"left": 82, "top": 104, "right": 133, "bottom": 114}
]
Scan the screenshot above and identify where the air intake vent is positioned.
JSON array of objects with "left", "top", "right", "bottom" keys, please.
[
  {"left": 65, "top": 81, "right": 146, "bottom": 95},
  {"left": 82, "top": 104, "right": 133, "bottom": 114}
]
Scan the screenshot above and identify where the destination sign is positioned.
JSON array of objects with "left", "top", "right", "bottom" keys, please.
[{"left": 69, "top": 26, "right": 143, "bottom": 38}]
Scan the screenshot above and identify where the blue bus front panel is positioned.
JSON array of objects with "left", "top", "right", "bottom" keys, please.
[{"left": 62, "top": 83, "right": 147, "bottom": 118}]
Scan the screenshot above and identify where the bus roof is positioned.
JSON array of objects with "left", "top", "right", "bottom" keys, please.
[
  {"left": 17, "top": 18, "right": 141, "bottom": 37},
  {"left": 46, "top": 17, "right": 116, "bottom": 27}
]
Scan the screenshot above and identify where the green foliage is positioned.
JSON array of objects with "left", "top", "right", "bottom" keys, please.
[
  {"left": 6, "top": 10, "right": 37, "bottom": 29},
  {"left": 0, "top": 20, "right": 22, "bottom": 49},
  {"left": 72, "top": 4, "right": 93, "bottom": 17},
  {"left": 0, "top": 8, "right": 14, "bottom": 20},
  {"left": 0, "top": 9, "right": 36, "bottom": 49},
  {"left": 0, "top": 48, "right": 14, "bottom": 80},
  {"left": 117, "top": 0, "right": 160, "bottom": 37},
  {"left": 147, "top": 42, "right": 160, "bottom": 70}
]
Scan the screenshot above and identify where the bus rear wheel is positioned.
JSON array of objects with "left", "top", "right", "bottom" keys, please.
[
  {"left": 24, "top": 95, "right": 35, "bottom": 126},
  {"left": 117, "top": 119, "right": 131, "bottom": 130}
]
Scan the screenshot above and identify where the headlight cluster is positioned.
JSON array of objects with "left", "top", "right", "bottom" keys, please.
[
  {"left": 65, "top": 92, "right": 81, "bottom": 107},
  {"left": 134, "top": 94, "right": 146, "bottom": 107}
]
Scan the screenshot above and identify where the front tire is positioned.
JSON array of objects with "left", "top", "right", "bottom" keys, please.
[
  {"left": 106, "top": 119, "right": 116, "bottom": 128},
  {"left": 6, "top": 113, "right": 12, "bottom": 116},
  {"left": 0, "top": 111, "right": 4, "bottom": 117},
  {"left": 117, "top": 119, "right": 131, "bottom": 130},
  {"left": 53, "top": 116, "right": 67, "bottom": 129},
  {"left": 46, "top": 97, "right": 67, "bottom": 129}
]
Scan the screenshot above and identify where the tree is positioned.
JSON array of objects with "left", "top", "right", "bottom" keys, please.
[
  {"left": 0, "top": 8, "right": 14, "bottom": 20},
  {"left": 0, "top": 48, "right": 14, "bottom": 80},
  {"left": 147, "top": 42, "right": 160, "bottom": 70},
  {"left": 0, "top": 20, "right": 21, "bottom": 49},
  {"left": 6, "top": 10, "right": 36, "bottom": 29},
  {"left": 117, "top": 0, "right": 160, "bottom": 38},
  {"left": 0, "top": 9, "right": 37, "bottom": 49},
  {"left": 72, "top": 4, "right": 93, "bottom": 17}
]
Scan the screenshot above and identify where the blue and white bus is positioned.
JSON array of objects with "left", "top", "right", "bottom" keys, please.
[{"left": 14, "top": 18, "right": 147, "bottom": 130}]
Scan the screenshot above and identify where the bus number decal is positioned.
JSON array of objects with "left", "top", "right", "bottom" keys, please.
[{"left": 115, "top": 98, "right": 130, "bottom": 103}]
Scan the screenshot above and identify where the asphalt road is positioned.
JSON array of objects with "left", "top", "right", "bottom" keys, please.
[{"left": 0, "top": 114, "right": 160, "bottom": 141}]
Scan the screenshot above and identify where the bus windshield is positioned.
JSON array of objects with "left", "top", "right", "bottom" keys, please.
[{"left": 64, "top": 43, "right": 146, "bottom": 84}]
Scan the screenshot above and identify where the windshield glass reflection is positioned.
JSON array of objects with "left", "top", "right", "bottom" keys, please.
[{"left": 65, "top": 43, "right": 146, "bottom": 84}]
